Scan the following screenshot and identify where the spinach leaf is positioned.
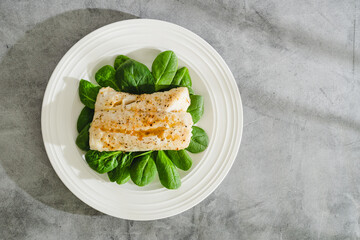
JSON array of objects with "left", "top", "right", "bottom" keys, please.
[
  {"left": 133, "top": 151, "right": 153, "bottom": 159},
  {"left": 187, "top": 87, "right": 194, "bottom": 95},
  {"left": 155, "top": 150, "right": 181, "bottom": 189},
  {"left": 114, "top": 55, "right": 130, "bottom": 70},
  {"left": 77, "top": 106, "right": 94, "bottom": 133},
  {"left": 187, "top": 95, "right": 204, "bottom": 123},
  {"left": 95, "top": 65, "right": 120, "bottom": 91},
  {"left": 85, "top": 150, "right": 120, "bottom": 174},
  {"left": 130, "top": 154, "right": 157, "bottom": 186},
  {"left": 76, "top": 123, "right": 90, "bottom": 151},
  {"left": 115, "top": 59, "right": 155, "bottom": 94},
  {"left": 118, "top": 167, "right": 131, "bottom": 184},
  {"left": 118, "top": 152, "right": 133, "bottom": 168},
  {"left": 108, "top": 165, "right": 131, "bottom": 184},
  {"left": 172, "top": 67, "right": 192, "bottom": 87},
  {"left": 186, "top": 126, "right": 209, "bottom": 153},
  {"left": 107, "top": 152, "right": 133, "bottom": 184},
  {"left": 166, "top": 150, "right": 192, "bottom": 171},
  {"left": 152, "top": 51, "right": 178, "bottom": 89},
  {"left": 79, "top": 79, "right": 101, "bottom": 109}
]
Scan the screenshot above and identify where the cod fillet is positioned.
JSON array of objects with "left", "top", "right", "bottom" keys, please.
[{"left": 89, "top": 87, "right": 193, "bottom": 152}]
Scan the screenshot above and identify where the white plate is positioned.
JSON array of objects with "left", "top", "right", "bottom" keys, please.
[{"left": 41, "top": 19, "right": 243, "bottom": 220}]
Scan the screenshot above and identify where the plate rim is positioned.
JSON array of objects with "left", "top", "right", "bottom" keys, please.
[{"left": 41, "top": 18, "right": 243, "bottom": 220}]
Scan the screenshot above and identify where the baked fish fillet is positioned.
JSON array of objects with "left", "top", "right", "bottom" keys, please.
[{"left": 89, "top": 87, "right": 193, "bottom": 152}]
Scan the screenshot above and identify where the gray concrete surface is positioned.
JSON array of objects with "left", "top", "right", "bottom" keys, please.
[{"left": 0, "top": 0, "right": 359, "bottom": 239}]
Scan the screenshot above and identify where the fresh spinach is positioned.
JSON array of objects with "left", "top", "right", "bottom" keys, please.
[
  {"left": 115, "top": 59, "right": 155, "bottom": 94},
  {"left": 76, "top": 51, "right": 209, "bottom": 189},
  {"left": 186, "top": 126, "right": 209, "bottom": 153},
  {"left": 77, "top": 106, "right": 94, "bottom": 133},
  {"left": 130, "top": 154, "right": 157, "bottom": 186},
  {"left": 107, "top": 152, "right": 133, "bottom": 184},
  {"left": 79, "top": 79, "right": 101, "bottom": 109},
  {"left": 155, "top": 150, "right": 181, "bottom": 189},
  {"left": 118, "top": 152, "right": 133, "bottom": 168},
  {"left": 187, "top": 86, "right": 194, "bottom": 95},
  {"left": 187, "top": 95, "right": 204, "bottom": 123},
  {"left": 76, "top": 123, "right": 90, "bottom": 151},
  {"left": 114, "top": 55, "right": 130, "bottom": 70},
  {"left": 166, "top": 150, "right": 192, "bottom": 171},
  {"left": 152, "top": 51, "right": 178, "bottom": 90},
  {"left": 172, "top": 67, "right": 192, "bottom": 87},
  {"left": 133, "top": 151, "right": 153, "bottom": 159},
  {"left": 119, "top": 167, "right": 131, "bottom": 184},
  {"left": 85, "top": 150, "right": 120, "bottom": 174},
  {"left": 108, "top": 164, "right": 131, "bottom": 184},
  {"left": 95, "top": 65, "right": 120, "bottom": 91}
]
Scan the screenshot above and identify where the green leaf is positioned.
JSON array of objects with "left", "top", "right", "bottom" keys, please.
[
  {"left": 187, "top": 95, "right": 204, "bottom": 123},
  {"left": 78, "top": 79, "right": 101, "bottom": 109},
  {"left": 76, "top": 123, "right": 91, "bottom": 151},
  {"left": 114, "top": 55, "right": 130, "bottom": 70},
  {"left": 115, "top": 59, "right": 155, "bottom": 94},
  {"left": 95, "top": 65, "right": 120, "bottom": 91},
  {"left": 166, "top": 150, "right": 192, "bottom": 171},
  {"left": 115, "top": 167, "right": 131, "bottom": 184},
  {"left": 155, "top": 150, "right": 181, "bottom": 189},
  {"left": 118, "top": 152, "right": 134, "bottom": 168},
  {"left": 170, "top": 67, "right": 193, "bottom": 94},
  {"left": 130, "top": 154, "right": 157, "bottom": 186},
  {"left": 85, "top": 150, "right": 120, "bottom": 174},
  {"left": 76, "top": 106, "right": 94, "bottom": 133},
  {"left": 132, "top": 151, "right": 153, "bottom": 159},
  {"left": 172, "top": 67, "right": 192, "bottom": 87},
  {"left": 188, "top": 87, "right": 194, "bottom": 95},
  {"left": 152, "top": 51, "right": 178, "bottom": 89},
  {"left": 108, "top": 152, "right": 133, "bottom": 184},
  {"left": 108, "top": 165, "right": 131, "bottom": 184},
  {"left": 186, "top": 126, "right": 209, "bottom": 153}
]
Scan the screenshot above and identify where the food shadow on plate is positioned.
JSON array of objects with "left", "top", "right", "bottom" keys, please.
[{"left": 0, "top": 8, "right": 138, "bottom": 216}]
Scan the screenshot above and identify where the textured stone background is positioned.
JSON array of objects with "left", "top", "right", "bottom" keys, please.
[{"left": 0, "top": 0, "right": 359, "bottom": 239}]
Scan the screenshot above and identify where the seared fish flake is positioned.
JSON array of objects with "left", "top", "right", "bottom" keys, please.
[{"left": 89, "top": 87, "right": 193, "bottom": 152}]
